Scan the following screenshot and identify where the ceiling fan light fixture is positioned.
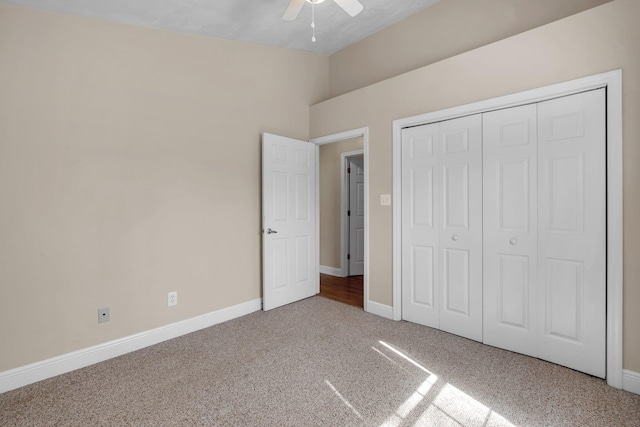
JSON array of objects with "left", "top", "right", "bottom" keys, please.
[{"left": 283, "top": 0, "right": 363, "bottom": 43}]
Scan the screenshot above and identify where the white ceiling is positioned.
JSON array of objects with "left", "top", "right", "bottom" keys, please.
[{"left": 1, "top": 0, "right": 441, "bottom": 55}]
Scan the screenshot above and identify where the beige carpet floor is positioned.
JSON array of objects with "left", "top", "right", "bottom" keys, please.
[{"left": 1, "top": 296, "right": 639, "bottom": 426}]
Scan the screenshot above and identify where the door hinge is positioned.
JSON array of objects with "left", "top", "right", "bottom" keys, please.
[
  {"left": 348, "top": 167, "right": 351, "bottom": 174},
  {"left": 347, "top": 254, "right": 351, "bottom": 260},
  {"left": 348, "top": 210, "right": 351, "bottom": 216}
]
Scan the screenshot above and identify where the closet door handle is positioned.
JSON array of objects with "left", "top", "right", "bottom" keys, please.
[
  {"left": 266, "top": 228, "right": 278, "bottom": 235},
  {"left": 452, "top": 234, "right": 459, "bottom": 241},
  {"left": 509, "top": 238, "right": 518, "bottom": 245}
]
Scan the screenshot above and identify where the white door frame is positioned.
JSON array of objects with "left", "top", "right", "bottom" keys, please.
[
  {"left": 312, "top": 128, "right": 370, "bottom": 311},
  {"left": 343, "top": 151, "right": 365, "bottom": 277},
  {"left": 392, "top": 70, "right": 623, "bottom": 388}
]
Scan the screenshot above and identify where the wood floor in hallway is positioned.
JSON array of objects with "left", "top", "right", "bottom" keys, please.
[{"left": 318, "top": 273, "right": 363, "bottom": 308}]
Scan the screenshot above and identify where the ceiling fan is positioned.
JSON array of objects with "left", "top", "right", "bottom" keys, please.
[{"left": 282, "top": 0, "right": 364, "bottom": 21}]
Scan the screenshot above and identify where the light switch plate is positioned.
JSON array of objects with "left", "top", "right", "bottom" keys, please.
[{"left": 380, "top": 194, "right": 392, "bottom": 206}]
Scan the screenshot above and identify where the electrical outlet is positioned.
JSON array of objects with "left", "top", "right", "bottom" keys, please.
[
  {"left": 98, "top": 307, "right": 110, "bottom": 323},
  {"left": 168, "top": 291, "right": 178, "bottom": 307}
]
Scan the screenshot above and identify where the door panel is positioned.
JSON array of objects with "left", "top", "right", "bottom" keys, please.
[
  {"left": 442, "top": 128, "right": 470, "bottom": 154},
  {"left": 348, "top": 156, "right": 365, "bottom": 276},
  {"left": 443, "top": 248, "right": 470, "bottom": 316},
  {"left": 499, "top": 159, "right": 529, "bottom": 231},
  {"left": 295, "top": 235, "right": 310, "bottom": 283},
  {"left": 411, "top": 167, "right": 434, "bottom": 226},
  {"left": 498, "top": 254, "right": 529, "bottom": 328},
  {"left": 545, "top": 258, "right": 583, "bottom": 341},
  {"left": 273, "top": 173, "right": 288, "bottom": 221},
  {"left": 295, "top": 174, "right": 311, "bottom": 220},
  {"left": 443, "top": 164, "right": 469, "bottom": 229},
  {"left": 438, "top": 114, "right": 483, "bottom": 342},
  {"left": 401, "top": 125, "right": 440, "bottom": 328},
  {"left": 262, "top": 133, "right": 317, "bottom": 311},
  {"left": 412, "top": 246, "right": 434, "bottom": 306},
  {"left": 547, "top": 155, "right": 584, "bottom": 233},
  {"left": 483, "top": 104, "right": 538, "bottom": 357},
  {"left": 401, "top": 115, "right": 482, "bottom": 340},
  {"left": 537, "top": 89, "right": 606, "bottom": 378},
  {"left": 272, "top": 237, "right": 289, "bottom": 289}
]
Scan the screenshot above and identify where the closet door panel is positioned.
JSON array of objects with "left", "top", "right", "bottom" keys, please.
[
  {"left": 537, "top": 89, "right": 606, "bottom": 378},
  {"left": 401, "top": 125, "right": 440, "bottom": 328},
  {"left": 401, "top": 88, "right": 607, "bottom": 380},
  {"left": 438, "top": 114, "right": 483, "bottom": 342},
  {"left": 483, "top": 104, "right": 538, "bottom": 357}
]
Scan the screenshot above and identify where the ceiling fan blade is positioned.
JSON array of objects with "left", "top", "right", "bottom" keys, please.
[
  {"left": 333, "top": 0, "right": 364, "bottom": 17},
  {"left": 283, "top": 0, "right": 305, "bottom": 21}
]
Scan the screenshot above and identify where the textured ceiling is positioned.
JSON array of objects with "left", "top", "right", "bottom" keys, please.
[{"left": 0, "top": 0, "right": 441, "bottom": 55}]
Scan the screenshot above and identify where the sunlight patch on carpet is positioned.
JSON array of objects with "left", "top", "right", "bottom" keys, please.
[
  {"left": 376, "top": 341, "right": 515, "bottom": 427},
  {"left": 324, "top": 379, "right": 363, "bottom": 420}
]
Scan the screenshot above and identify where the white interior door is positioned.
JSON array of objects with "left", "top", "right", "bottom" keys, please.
[
  {"left": 537, "top": 89, "right": 606, "bottom": 378},
  {"left": 401, "top": 115, "right": 483, "bottom": 342},
  {"left": 483, "top": 104, "right": 539, "bottom": 357},
  {"left": 348, "top": 156, "right": 365, "bottom": 276},
  {"left": 437, "top": 115, "right": 483, "bottom": 342},
  {"left": 262, "top": 133, "right": 317, "bottom": 311},
  {"left": 401, "top": 123, "right": 440, "bottom": 329}
]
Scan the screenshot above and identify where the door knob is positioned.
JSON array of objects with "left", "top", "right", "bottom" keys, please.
[
  {"left": 452, "top": 234, "right": 459, "bottom": 241},
  {"left": 266, "top": 228, "right": 278, "bottom": 234},
  {"left": 509, "top": 238, "right": 518, "bottom": 245}
]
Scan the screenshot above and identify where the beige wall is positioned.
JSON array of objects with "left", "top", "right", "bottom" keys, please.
[
  {"left": 2, "top": 0, "right": 639, "bottom": 378},
  {"left": 311, "top": 0, "right": 640, "bottom": 372},
  {"left": 329, "top": 0, "right": 612, "bottom": 97},
  {"left": 319, "top": 137, "right": 364, "bottom": 269},
  {"left": 0, "top": 4, "right": 329, "bottom": 372}
]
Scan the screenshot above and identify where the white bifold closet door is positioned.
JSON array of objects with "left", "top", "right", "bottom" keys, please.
[
  {"left": 401, "top": 114, "right": 483, "bottom": 342},
  {"left": 482, "top": 104, "right": 539, "bottom": 357},
  {"left": 483, "top": 89, "right": 606, "bottom": 378},
  {"left": 538, "top": 89, "right": 606, "bottom": 378}
]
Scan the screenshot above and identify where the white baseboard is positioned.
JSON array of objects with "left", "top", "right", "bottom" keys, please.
[
  {"left": 0, "top": 298, "right": 262, "bottom": 394},
  {"left": 319, "top": 265, "right": 344, "bottom": 277},
  {"left": 366, "top": 300, "right": 394, "bottom": 320},
  {"left": 623, "top": 369, "right": 640, "bottom": 395}
]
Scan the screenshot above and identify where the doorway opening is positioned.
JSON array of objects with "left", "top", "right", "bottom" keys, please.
[
  {"left": 320, "top": 150, "right": 364, "bottom": 307},
  {"left": 312, "top": 128, "right": 369, "bottom": 310}
]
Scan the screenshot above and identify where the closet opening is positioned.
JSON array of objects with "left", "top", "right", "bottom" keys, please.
[{"left": 392, "top": 70, "right": 623, "bottom": 388}]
